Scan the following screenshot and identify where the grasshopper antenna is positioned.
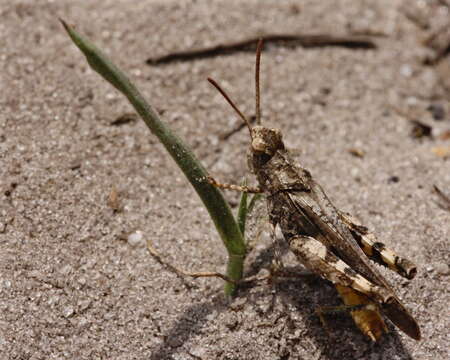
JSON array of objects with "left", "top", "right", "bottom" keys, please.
[
  {"left": 207, "top": 77, "right": 253, "bottom": 137},
  {"left": 255, "top": 39, "right": 263, "bottom": 125}
]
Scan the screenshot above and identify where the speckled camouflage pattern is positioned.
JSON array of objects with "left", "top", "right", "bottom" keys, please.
[{"left": 247, "top": 125, "right": 420, "bottom": 340}]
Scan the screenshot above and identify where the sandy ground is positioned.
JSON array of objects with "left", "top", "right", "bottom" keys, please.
[{"left": 1, "top": 0, "right": 449, "bottom": 359}]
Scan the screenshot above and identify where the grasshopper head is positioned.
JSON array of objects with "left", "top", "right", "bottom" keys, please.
[
  {"left": 248, "top": 125, "right": 285, "bottom": 173},
  {"left": 251, "top": 125, "right": 284, "bottom": 156}
]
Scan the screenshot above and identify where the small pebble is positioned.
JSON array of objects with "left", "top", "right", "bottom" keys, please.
[
  {"left": 206, "top": 311, "right": 217, "bottom": 322},
  {"left": 388, "top": 175, "right": 400, "bottom": 184},
  {"left": 434, "top": 262, "right": 449, "bottom": 275},
  {"left": 60, "top": 264, "right": 72, "bottom": 275},
  {"left": 406, "top": 96, "right": 418, "bottom": 106},
  {"left": 400, "top": 64, "right": 413, "bottom": 77},
  {"left": 427, "top": 103, "right": 445, "bottom": 121},
  {"left": 189, "top": 346, "right": 208, "bottom": 358},
  {"left": 48, "top": 295, "right": 60, "bottom": 306},
  {"left": 230, "top": 297, "right": 247, "bottom": 311},
  {"left": 127, "top": 230, "right": 144, "bottom": 247},
  {"left": 63, "top": 305, "right": 74, "bottom": 318},
  {"left": 225, "top": 315, "right": 239, "bottom": 330},
  {"left": 77, "top": 299, "right": 91, "bottom": 311}
]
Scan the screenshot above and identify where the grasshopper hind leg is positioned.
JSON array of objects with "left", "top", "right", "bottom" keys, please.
[
  {"left": 288, "top": 235, "right": 391, "bottom": 341},
  {"left": 339, "top": 212, "right": 417, "bottom": 279}
]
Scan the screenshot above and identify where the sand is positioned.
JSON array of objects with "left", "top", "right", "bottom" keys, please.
[{"left": 1, "top": 1, "right": 449, "bottom": 359}]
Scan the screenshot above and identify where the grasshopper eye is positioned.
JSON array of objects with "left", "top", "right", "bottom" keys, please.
[{"left": 272, "top": 128, "right": 282, "bottom": 138}]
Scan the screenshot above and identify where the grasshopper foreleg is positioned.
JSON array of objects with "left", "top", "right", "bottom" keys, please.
[{"left": 207, "top": 176, "right": 263, "bottom": 193}]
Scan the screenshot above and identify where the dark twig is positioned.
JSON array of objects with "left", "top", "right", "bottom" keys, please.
[
  {"left": 390, "top": 105, "right": 433, "bottom": 139},
  {"left": 433, "top": 185, "right": 450, "bottom": 211},
  {"left": 146, "top": 34, "right": 377, "bottom": 65},
  {"left": 423, "top": 22, "right": 450, "bottom": 65}
]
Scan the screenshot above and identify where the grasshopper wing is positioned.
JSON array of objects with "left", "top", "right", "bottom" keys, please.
[{"left": 285, "top": 185, "right": 421, "bottom": 340}]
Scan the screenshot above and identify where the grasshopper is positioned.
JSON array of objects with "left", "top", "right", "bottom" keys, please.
[{"left": 206, "top": 40, "right": 421, "bottom": 341}]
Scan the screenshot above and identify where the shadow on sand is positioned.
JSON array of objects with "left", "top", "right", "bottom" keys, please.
[{"left": 148, "top": 241, "right": 414, "bottom": 360}]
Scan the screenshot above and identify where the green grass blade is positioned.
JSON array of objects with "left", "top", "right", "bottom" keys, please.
[
  {"left": 61, "top": 20, "right": 246, "bottom": 295},
  {"left": 248, "top": 193, "right": 263, "bottom": 214},
  {"left": 237, "top": 179, "right": 249, "bottom": 235}
]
